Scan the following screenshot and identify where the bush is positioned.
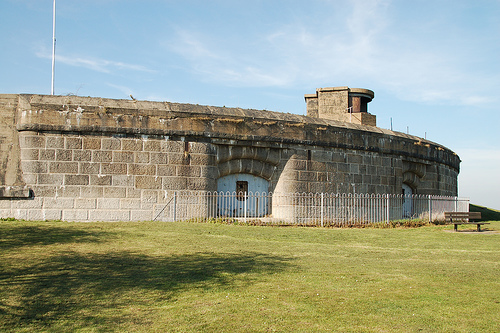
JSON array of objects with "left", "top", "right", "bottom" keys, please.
[
  {"left": 0, "top": 217, "right": 17, "bottom": 222},
  {"left": 181, "top": 217, "right": 432, "bottom": 229}
]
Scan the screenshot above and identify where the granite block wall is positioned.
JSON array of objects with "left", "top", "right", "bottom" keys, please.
[
  {"left": 7, "top": 131, "right": 217, "bottom": 221},
  {"left": 0, "top": 94, "right": 460, "bottom": 221}
]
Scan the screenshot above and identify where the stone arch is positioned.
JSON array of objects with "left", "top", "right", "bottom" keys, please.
[
  {"left": 401, "top": 161, "right": 428, "bottom": 218},
  {"left": 403, "top": 171, "right": 420, "bottom": 190},
  {"left": 217, "top": 145, "right": 281, "bottom": 165},
  {"left": 216, "top": 145, "right": 281, "bottom": 181},
  {"left": 215, "top": 145, "right": 280, "bottom": 217},
  {"left": 217, "top": 159, "right": 277, "bottom": 180},
  {"left": 402, "top": 160, "right": 427, "bottom": 191}
]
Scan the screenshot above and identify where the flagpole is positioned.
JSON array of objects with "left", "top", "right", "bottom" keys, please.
[{"left": 51, "top": 0, "right": 56, "bottom": 95}]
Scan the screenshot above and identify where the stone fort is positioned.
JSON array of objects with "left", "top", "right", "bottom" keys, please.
[{"left": 0, "top": 87, "right": 460, "bottom": 221}]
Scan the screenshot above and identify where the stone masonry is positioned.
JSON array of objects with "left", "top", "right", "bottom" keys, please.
[
  {"left": 0, "top": 91, "right": 460, "bottom": 221},
  {"left": 305, "top": 87, "right": 376, "bottom": 126}
]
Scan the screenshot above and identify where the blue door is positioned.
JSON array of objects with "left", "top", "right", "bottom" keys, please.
[
  {"left": 402, "top": 184, "right": 413, "bottom": 218},
  {"left": 217, "top": 174, "right": 269, "bottom": 217}
]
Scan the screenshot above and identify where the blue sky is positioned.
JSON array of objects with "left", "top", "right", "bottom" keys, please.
[{"left": 1, "top": 0, "right": 499, "bottom": 209}]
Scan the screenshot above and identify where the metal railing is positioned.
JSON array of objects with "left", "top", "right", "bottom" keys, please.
[{"left": 153, "top": 191, "right": 469, "bottom": 226}]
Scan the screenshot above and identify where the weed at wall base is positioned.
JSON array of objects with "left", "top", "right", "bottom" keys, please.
[{"left": 180, "top": 217, "right": 432, "bottom": 228}]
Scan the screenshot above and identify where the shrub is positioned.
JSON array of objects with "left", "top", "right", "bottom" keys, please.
[{"left": 181, "top": 217, "right": 432, "bottom": 229}]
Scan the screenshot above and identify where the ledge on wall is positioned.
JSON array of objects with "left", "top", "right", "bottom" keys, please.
[{"left": 0, "top": 186, "right": 31, "bottom": 198}]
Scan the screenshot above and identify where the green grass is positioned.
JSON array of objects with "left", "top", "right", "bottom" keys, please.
[
  {"left": 0, "top": 220, "right": 499, "bottom": 332},
  {"left": 470, "top": 204, "right": 500, "bottom": 221}
]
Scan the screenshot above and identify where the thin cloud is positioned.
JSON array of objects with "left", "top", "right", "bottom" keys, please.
[
  {"left": 36, "top": 49, "right": 155, "bottom": 74},
  {"left": 106, "top": 83, "right": 134, "bottom": 97},
  {"left": 170, "top": 29, "right": 221, "bottom": 61},
  {"left": 166, "top": 1, "right": 387, "bottom": 88},
  {"left": 168, "top": 28, "right": 294, "bottom": 87},
  {"left": 166, "top": 0, "right": 498, "bottom": 107}
]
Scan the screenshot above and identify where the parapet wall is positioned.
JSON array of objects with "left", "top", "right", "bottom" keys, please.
[{"left": 0, "top": 94, "right": 460, "bottom": 221}]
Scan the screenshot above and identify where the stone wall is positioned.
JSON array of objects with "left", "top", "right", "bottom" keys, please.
[
  {"left": 305, "top": 87, "right": 376, "bottom": 126},
  {"left": 0, "top": 94, "right": 460, "bottom": 221},
  {"left": 8, "top": 131, "right": 217, "bottom": 221},
  {"left": 272, "top": 146, "right": 458, "bottom": 195},
  {"left": 0, "top": 95, "right": 29, "bottom": 197}
]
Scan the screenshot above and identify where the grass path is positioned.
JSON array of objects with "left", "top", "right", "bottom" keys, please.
[{"left": 1, "top": 220, "right": 499, "bottom": 332}]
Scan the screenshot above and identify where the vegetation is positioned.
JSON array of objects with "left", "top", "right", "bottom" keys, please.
[
  {"left": 470, "top": 204, "right": 500, "bottom": 222},
  {"left": 184, "top": 217, "right": 432, "bottom": 228},
  {"left": 0, "top": 219, "right": 498, "bottom": 332}
]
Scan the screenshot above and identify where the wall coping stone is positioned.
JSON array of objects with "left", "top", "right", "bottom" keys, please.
[{"left": 8, "top": 94, "right": 460, "bottom": 171}]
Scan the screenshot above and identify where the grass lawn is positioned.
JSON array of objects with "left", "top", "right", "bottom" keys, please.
[{"left": 0, "top": 219, "right": 499, "bottom": 332}]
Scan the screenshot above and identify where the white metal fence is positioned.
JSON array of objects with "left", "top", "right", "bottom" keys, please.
[{"left": 153, "top": 191, "right": 469, "bottom": 226}]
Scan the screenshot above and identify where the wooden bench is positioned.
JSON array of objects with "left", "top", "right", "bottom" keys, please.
[{"left": 444, "top": 212, "right": 489, "bottom": 232}]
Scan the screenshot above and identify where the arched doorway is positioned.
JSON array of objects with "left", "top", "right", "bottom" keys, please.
[
  {"left": 402, "top": 183, "right": 413, "bottom": 218},
  {"left": 217, "top": 174, "right": 269, "bottom": 217}
]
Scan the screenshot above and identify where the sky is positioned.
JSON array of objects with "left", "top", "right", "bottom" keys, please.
[{"left": 1, "top": 0, "right": 499, "bottom": 209}]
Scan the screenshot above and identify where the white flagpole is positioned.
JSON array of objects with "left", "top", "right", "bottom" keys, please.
[{"left": 51, "top": 0, "right": 56, "bottom": 95}]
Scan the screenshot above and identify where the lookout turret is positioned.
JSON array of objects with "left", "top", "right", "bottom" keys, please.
[{"left": 305, "top": 86, "right": 376, "bottom": 126}]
